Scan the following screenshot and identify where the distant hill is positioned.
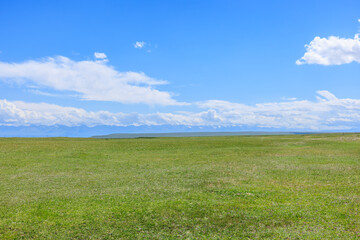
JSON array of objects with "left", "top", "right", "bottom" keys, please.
[{"left": 92, "top": 131, "right": 311, "bottom": 139}]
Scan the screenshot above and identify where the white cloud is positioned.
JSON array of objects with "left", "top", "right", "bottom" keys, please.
[
  {"left": 94, "top": 52, "right": 107, "bottom": 59},
  {"left": 196, "top": 90, "right": 360, "bottom": 130},
  {"left": 0, "top": 99, "right": 198, "bottom": 127},
  {"left": 0, "top": 56, "right": 185, "bottom": 106},
  {"left": 134, "top": 41, "right": 146, "bottom": 49},
  {"left": 281, "top": 97, "right": 297, "bottom": 101},
  {"left": 296, "top": 34, "right": 360, "bottom": 65},
  {"left": 27, "top": 89, "right": 61, "bottom": 97},
  {"left": 1, "top": 91, "right": 360, "bottom": 130}
]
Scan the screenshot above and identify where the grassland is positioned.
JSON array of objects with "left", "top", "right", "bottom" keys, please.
[{"left": 0, "top": 134, "right": 360, "bottom": 239}]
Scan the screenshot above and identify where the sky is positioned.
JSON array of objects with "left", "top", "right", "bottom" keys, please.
[{"left": 0, "top": 0, "right": 360, "bottom": 136}]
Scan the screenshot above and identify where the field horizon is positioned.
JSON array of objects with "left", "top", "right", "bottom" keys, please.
[
  {"left": 91, "top": 131, "right": 316, "bottom": 139},
  {"left": 1, "top": 133, "right": 360, "bottom": 239}
]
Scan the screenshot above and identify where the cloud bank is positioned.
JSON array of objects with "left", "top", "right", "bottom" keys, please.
[
  {"left": 296, "top": 34, "right": 360, "bottom": 65},
  {"left": 1, "top": 91, "right": 360, "bottom": 130},
  {"left": 0, "top": 55, "right": 184, "bottom": 106}
]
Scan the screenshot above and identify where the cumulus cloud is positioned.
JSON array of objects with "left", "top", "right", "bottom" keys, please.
[
  {"left": 296, "top": 34, "right": 360, "bottom": 65},
  {"left": 1, "top": 91, "right": 360, "bottom": 130},
  {"left": 0, "top": 99, "right": 200, "bottom": 127},
  {"left": 0, "top": 56, "right": 185, "bottom": 106},
  {"left": 196, "top": 90, "right": 360, "bottom": 130},
  {"left": 94, "top": 52, "right": 107, "bottom": 59},
  {"left": 134, "top": 41, "right": 146, "bottom": 48}
]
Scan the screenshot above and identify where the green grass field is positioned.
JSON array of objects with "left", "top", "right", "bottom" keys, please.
[{"left": 1, "top": 134, "right": 360, "bottom": 239}]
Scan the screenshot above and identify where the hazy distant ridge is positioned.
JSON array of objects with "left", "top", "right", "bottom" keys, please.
[{"left": 92, "top": 132, "right": 310, "bottom": 139}]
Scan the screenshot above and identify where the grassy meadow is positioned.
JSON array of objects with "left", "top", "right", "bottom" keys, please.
[{"left": 0, "top": 134, "right": 360, "bottom": 239}]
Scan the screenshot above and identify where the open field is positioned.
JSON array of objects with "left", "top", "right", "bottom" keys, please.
[{"left": 1, "top": 134, "right": 360, "bottom": 239}]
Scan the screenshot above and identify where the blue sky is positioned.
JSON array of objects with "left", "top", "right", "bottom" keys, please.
[{"left": 0, "top": 0, "right": 360, "bottom": 135}]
